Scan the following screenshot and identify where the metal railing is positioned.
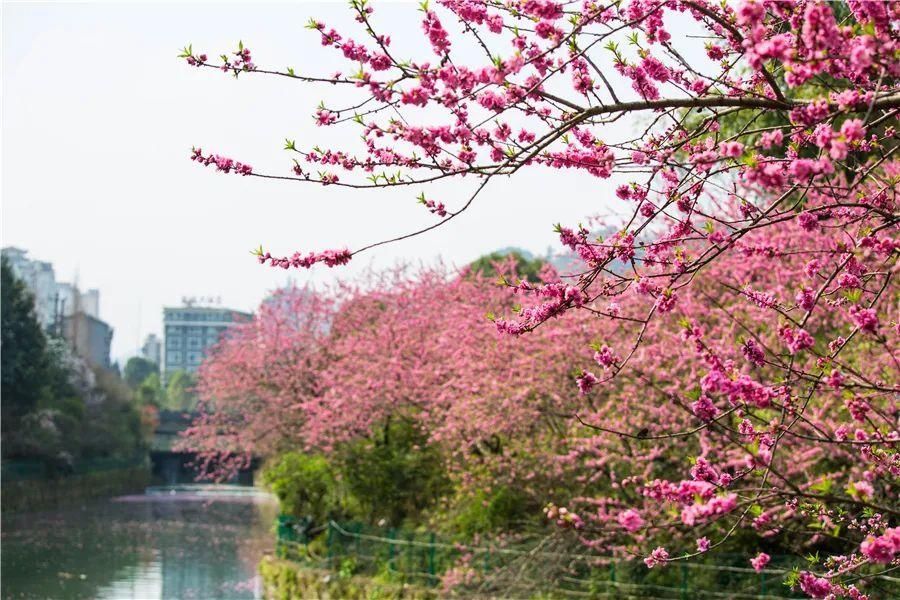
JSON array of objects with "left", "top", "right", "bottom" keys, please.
[{"left": 272, "top": 518, "right": 826, "bottom": 598}]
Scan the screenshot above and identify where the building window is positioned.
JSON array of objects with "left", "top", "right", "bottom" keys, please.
[
  {"left": 187, "top": 352, "right": 203, "bottom": 365},
  {"left": 187, "top": 337, "right": 202, "bottom": 349},
  {"left": 167, "top": 351, "right": 182, "bottom": 363},
  {"left": 166, "top": 337, "right": 181, "bottom": 349}
]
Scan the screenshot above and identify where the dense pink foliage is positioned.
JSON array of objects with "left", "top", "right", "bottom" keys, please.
[
  {"left": 182, "top": 288, "right": 334, "bottom": 476},
  {"left": 182, "top": 0, "right": 899, "bottom": 595}
]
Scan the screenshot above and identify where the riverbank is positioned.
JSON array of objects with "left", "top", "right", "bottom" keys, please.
[
  {"left": 259, "top": 557, "right": 435, "bottom": 600},
  {"left": 1, "top": 460, "right": 150, "bottom": 513}
]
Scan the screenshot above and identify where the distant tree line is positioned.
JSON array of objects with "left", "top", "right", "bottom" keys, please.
[
  {"left": 1, "top": 258, "right": 152, "bottom": 470},
  {"left": 123, "top": 357, "right": 197, "bottom": 412}
]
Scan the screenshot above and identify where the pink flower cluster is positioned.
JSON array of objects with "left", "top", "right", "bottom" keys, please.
[
  {"left": 750, "top": 552, "right": 770, "bottom": 572},
  {"left": 859, "top": 527, "right": 900, "bottom": 564},
  {"left": 643, "top": 547, "right": 669, "bottom": 568},
  {"left": 256, "top": 248, "right": 352, "bottom": 269},
  {"left": 419, "top": 194, "right": 447, "bottom": 217},
  {"left": 190, "top": 148, "right": 253, "bottom": 176},
  {"left": 495, "top": 282, "right": 586, "bottom": 336},
  {"left": 544, "top": 503, "right": 584, "bottom": 530},
  {"left": 617, "top": 508, "right": 644, "bottom": 533}
]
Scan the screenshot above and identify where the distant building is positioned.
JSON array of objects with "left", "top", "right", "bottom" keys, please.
[
  {"left": 162, "top": 305, "right": 251, "bottom": 379},
  {"left": 79, "top": 289, "right": 100, "bottom": 319},
  {"left": 3, "top": 246, "right": 114, "bottom": 369},
  {"left": 61, "top": 312, "right": 114, "bottom": 369},
  {"left": 2, "top": 247, "right": 103, "bottom": 330},
  {"left": 141, "top": 333, "right": 162, "bottom": 366},
  {"left": 55, "top": 283, "right": 100, "bottom": 320}
]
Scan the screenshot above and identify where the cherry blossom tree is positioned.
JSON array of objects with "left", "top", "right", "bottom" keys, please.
[
  {"left": 310, "top": 265, "right": 603, "bottom": 500},
  {"left": 182, "top": 287, "right": 335, "bottom": 480},
  {"left": 182, "top": 0, "right": 898, "bottom": 595}
]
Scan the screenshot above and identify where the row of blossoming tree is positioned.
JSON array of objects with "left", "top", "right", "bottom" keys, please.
[{"left": 181, "top": 0, "right": 898, "bottom": 597}]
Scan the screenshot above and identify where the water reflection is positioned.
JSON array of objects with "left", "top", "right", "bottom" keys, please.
[{"left": 2, "top": 485, "right": 278, "bottom": 600}]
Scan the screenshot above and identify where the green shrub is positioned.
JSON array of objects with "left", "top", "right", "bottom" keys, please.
[
  {"left": 259, "top": 558, "right": 436, "bottom": 600},
  {"left": 263, "top": 419, "right": 450, "bottom": 529},
  {"left": 337, "top": 418, "right": 451, "bottom": 527},
  {"left": 262, "top": 452, "right": 350, "bottom": 523},
  {"left": 451, "top": 485, "right": 537, "bottom": 536}
]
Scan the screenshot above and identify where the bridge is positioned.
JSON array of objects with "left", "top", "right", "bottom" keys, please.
[{"left": 151, "top": 410, "right": 258, "bottom": 485}]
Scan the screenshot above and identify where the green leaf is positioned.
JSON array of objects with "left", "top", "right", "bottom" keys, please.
[
  {"left": 810, "top": 478, "right": 833, "bottom": 495},
  {"left": 845, "top": 288, "right": 862, "bottom": 303},
  {"left": 783, "top": 568, "right": 800, "bottom": 588},
  {"left": 747, "top": 439, "right": 760, "bottom": 456}
]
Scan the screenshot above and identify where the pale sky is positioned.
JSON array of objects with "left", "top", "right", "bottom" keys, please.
[{"left": 2, "top": 1, "right": 650, "bottom": 363}]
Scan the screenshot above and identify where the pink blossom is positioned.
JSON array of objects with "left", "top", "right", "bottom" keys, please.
[
  {"left": 846, "top": 396, "right": 870, "bottom": 422},
  {"left": 422, "top": 11, "right": 450, "bottom": 55},
  {"left": 655, "top": 291, "right": 678, "bottom": 313},
  {"left": 190, "top": 148, "right": 253, "bottom": 176},
  {"left": 797, "top": 211, "right": 820, "bottom": 231},
  {"left": 315, "top": 108, "right": 338, "bottom": 126},
  {"left": 644, "top": 547, "right": 669, "bottom": 569},
  {"left": 691, "top": 395, "right": 719, "bottom": 421},
  {"left": 257, "top": 247, "right": 352, "bottom": 270},
  {"left": 742, "top": 286, "right": 777, "bottom": 309},
  {"left": 779, "top": 326, "right": 815, "bottom": 354},
  {"left": 796, "top": 287, "right": 816, "bottom": 312},
  {"left": 798, "top": 572, "right": 833, "bottom": 598},
  {"left": 593, "top": 345, "right": 617, "bottom": 369},
  {"left": 837, "top": 273, "right": 862, "bottom": 289},
  {"left": 852, "top": 480, "right": 873, "bottom": 499},
  {"left": 690, "top": 458, "right": 719, "bottom": 483},
  {"left": 860, "top": 528, "right": 900, "bottom": 564},
  {"left": 750, "top": 552, "right": 770, "bottom": 572},
  {"left": 681, "top": 494, "right": 738, "bottom": 526},
  {"left": 840, "top": 118, "right": 866, "bottom": 143},
  {"left": 719, "top": 141, "right": 744, "bottom": 158},
  {"left": 741, "top": 339, "right": 766, "bottom": 366},
  {"left": 825, "top": 369, "right": 844, "bottom": 389},
  {"left": 759, "top": 130, "right": 783, "bottom": 149},
  {"left": 576, "top": 370, "right": 599, "bottom": 395},
  {"left": 617, "top": 509, "right": 644, "bottom": 533},
  {"left": 849, "top": 306, "right": 879, "bottom": 334}
]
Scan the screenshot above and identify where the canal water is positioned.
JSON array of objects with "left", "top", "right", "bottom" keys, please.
[{"left": 1, "top": 485, "right": 279, "bottom": 600}]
